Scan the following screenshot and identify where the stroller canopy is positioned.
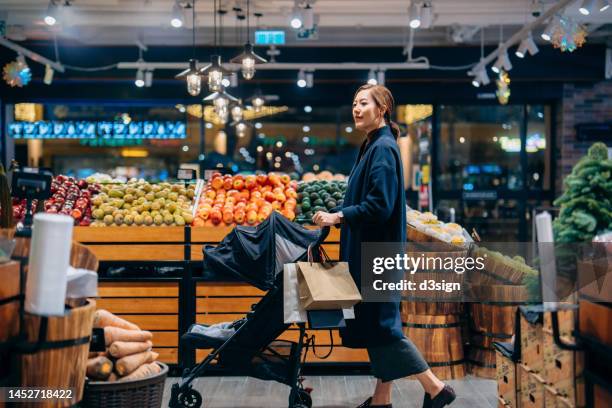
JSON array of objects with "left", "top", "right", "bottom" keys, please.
[{"left": 204, "top": 212, "right": 324, "bottom": 290}]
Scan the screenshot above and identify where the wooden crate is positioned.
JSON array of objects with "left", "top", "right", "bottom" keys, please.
[
  {"left": 544, "top": 385, "right": 575, "bottom": 408},
  {"left": 496, "top": 349, "right": 519, "bottom": 408},
  {"left": 578, "top": 299, "right": 612, "bottom": 347},
  {"left": 96, "top": 281, "right": 179, "bottom": 364},
  {"left": 543, "top": 330, "right": 585, "bottom": 406},
  {"left": 543, "top": 308, "right": 576, "bottom": 339},
  {"left": 519, "top": 364, "right": 545, "bottom": 408},
  {"left": 520, "top": 311, "right": 544, "bottom": 373},
  {"left": 497, "top": 397, "right": 509, "bottom": 408},
  {"left": 594, "top": 383, "right": 612, "bottom": 408}
]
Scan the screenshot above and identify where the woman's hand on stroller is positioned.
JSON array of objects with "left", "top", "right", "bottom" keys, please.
[{"left": 312, "top": 211, "right": 341, "bottom": 227}]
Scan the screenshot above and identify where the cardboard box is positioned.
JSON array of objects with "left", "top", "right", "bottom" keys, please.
[
  {"left": 543, "top": 330, "right": 585, "bottom": 407},
  {"left": 496, "top": 348, "right": 519, "bottom": 408},
  {"left": 520, "top": 364, "right": 545, "bottom": 408},
  {"left": 520, "top": 310, "right": 544, "bottom": 373}
]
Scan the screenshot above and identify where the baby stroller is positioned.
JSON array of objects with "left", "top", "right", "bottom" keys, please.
[{"left": 169, "top": 212, "right": 331, "bottom": 408}]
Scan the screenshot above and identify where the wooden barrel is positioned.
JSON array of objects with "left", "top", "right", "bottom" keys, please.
[
  {"left": 467, "top": 284, "right": 528, "bottom": 378},
  {"left": 19, "top": 298, "right": 96, "bottom": 408},
  {"left": 401, "top": 302, "right": 465, "bottom": 380}
]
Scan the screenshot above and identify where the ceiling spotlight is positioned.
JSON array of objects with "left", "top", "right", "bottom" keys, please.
[
  {"left": 598, "top": 0, "right": 610, "bottom": 11},
  {"left": 45, "top": 1, "right": 58, "bottom": 26},
  {"left": 302, "top": 3, "right": 315, "bottom": 30},
  {"left": 409, "top": 0, "right": 421, "bottom": 29},
  {"left": 579, "top": 0, "right": 595, "bottom": 15},
  {"left": 175, "top": 59, "right": 202, "bottom": 96},
  {"left": 144, "top": 70, "right": 153, "bottom": 87},
  {"left": 43, "top": 64, "right": 54, "bottom": 85},
  {"left": 221, "top": 78, "right": 231, "bottom": 87},
  {"left": 420, "top": 1, "right": 433, "bottom": 29},
  {"left": 302, "top": 125, "right": 310, "bottom": 132},
  {"left": 297, "top": 70, "right": 307, "bottom": 88},
  {"left": 367, "top": 69, "right": 377, "bottom": 85},
  {"left": 541, "top": 18, "right": 557, "bottom": 41},
  {"left": 471, "top": 65, "right": 490, "bottom": 88},
  {"left": 304, "top": 105, "right": 312, "bottom": 113},
  {"left": 492, "top": 46, "right": 512, "bottom": 73},
  {"left": 305, "top": 71, "right": 314, "bottom": 88},
  {"left": 171, "top": 1, "right": 184, "bottom": 28},
  {"left": 135, "top": 69, "right": 145, "bottom": 88},
  {"left": 290, "top": 3, "right": 303, "bottom": 29},
  {"left": 515, "top": 33, "right": 539, "bottom": 58},
  {"left": 376, "top": 70, "right": 385, "bottom": 86}
]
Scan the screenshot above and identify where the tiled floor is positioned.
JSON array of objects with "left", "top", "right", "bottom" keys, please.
[{"left": 163, "top": 375, "right": 497, "bottom": 408}]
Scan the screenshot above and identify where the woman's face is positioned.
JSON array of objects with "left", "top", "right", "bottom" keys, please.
[{"left": 352, "top": 89, "right": 383, "bottom": 132}]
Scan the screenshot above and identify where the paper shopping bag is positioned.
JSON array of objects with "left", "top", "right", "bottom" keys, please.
[
  {"left": 283, "top": 263, "right": 308, "bottom": 324},
  {"left": 296, "top": 261, "right": 361, "bottom": 310}
]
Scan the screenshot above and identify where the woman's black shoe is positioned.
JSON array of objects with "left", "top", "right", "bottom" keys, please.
[
  {"left": 423, "top": 385, "right": 456, "bottom": 408},
  {"left": 356, "top": 397, "right": 393, "bottom": 408}
]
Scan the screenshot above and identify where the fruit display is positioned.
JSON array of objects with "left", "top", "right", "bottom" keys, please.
[
  {"left": 301, "top": 171, "right": 346, "bottom": 182},
  {"left": 295, "top": 180, "right": 346, "bottom": 224},
  {"left": 89, "top": 180, "right": 196, "bottom": 227},
  {"left": 11, "top": 175, "right": 100, "bottom": 226},
  {"left": 193, "top": 172, "right": 298, "bottom": 226},
  {"left": 406, "top": 208, "right": 467, "bottom": 245},
  {"left": 553, "top": 142, "right": 612, "bottom": 243}
]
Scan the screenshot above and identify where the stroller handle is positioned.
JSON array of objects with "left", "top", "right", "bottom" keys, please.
[{"left": 314, "top": 226, "right": 331, "bottom": 246}]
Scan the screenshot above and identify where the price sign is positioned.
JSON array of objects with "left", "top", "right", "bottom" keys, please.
[{"left": 177, "top": 168, "right": 196, "bottom": 181}]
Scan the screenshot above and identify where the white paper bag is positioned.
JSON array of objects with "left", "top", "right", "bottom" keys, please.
[{"left": 283, "top": 263, "right": 355, "bottom": 324}]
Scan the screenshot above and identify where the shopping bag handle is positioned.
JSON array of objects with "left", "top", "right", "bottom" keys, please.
[{"left": 307, "top": 242, "right": 332, "bottom": 264}]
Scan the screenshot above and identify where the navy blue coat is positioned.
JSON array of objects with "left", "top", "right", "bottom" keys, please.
[{"left": 339, "top": 125, "right": 406, "bottom": 348}]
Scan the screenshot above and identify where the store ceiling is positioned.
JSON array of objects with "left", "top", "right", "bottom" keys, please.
[{"left": 1, "top": 0, "right": 610, "bottom": 47}]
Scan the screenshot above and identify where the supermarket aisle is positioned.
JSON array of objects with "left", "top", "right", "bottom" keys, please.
[{"left": 162, "top": 375, "right": 497, "bottom": 408}]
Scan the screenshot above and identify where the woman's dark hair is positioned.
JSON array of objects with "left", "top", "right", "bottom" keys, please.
[{"left": 354, "top": 83, "right": 401, "bottom": 139}]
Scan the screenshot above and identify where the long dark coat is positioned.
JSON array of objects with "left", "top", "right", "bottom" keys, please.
[{"left": 339, "top": 125, "right": 406, "bottom": 348}]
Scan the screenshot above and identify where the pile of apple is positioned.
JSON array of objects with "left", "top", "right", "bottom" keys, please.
[
  {"left": 11, "top": 175, "right": 100, "bottom": 226},
  {"left": 45, "top": 175, "right": 100, "bottom": 225},
  {"left": 193, "top": 173, "right": 298, "bottom": 226}
]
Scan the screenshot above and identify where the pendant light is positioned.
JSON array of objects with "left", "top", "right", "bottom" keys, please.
[
  {"left": 175, "top": 2, "right": 202, "bottom": 96},
  {"left": 230, "top": 0, "right": 267, "bottom": 80},
  {"left": 230, "top": 100, "right": 244, "bottom": 122},
  {"left": 234, "top": 120, "right": 250, "bottom": 138},
  {"left": 248, "top": 89, "right": 265, "bottom": 112},
  {"left": 203, "top": 88, "right": 239, "bottom": 124},
  {"left": 200, "top": 0, "right": 230, "bottom": 92}
]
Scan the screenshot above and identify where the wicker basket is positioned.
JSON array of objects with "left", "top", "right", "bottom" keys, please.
[{"left": 82, "top": 362, "right": 168, "bottom": 408}]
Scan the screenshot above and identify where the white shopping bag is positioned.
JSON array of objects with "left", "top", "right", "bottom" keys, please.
[{"left": 283, "top": 263, "right": 355, "bottom": 324}]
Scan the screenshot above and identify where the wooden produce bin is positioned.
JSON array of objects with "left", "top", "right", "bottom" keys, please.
[
  {"left": 520, "top": 307, "right": 544, "bottom": 373},
  {"left": 543, "top": 329, "right": 585, "bottom": 407},
  {"left": 519, "top": 363, "right": 545, "bottom": 408},
  {"left": 97, "top": 282, "right": 179, "bottom": 364},
  {"left": 495, "top": 346, "right": 519, "bottom": 408}
]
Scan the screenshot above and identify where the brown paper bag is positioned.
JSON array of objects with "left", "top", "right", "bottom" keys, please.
[{"left": 296, "top": 261, "right": 361, "bottom": 310}]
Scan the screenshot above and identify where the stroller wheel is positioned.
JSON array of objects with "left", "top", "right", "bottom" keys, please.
[
  {"left": 178, "top": 388, "right": 203, "bottom": 408},
  {"left": 289, "top": 388, "right": 312, "bottom": 408}
]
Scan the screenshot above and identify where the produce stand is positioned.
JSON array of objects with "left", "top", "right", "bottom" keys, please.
[{"left": 72, "top": 225, "right": 368, "bottom": 375}]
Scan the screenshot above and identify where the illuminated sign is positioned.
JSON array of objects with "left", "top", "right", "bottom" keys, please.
[
  {"left": 255, "top": 30, "right": 285, "bottom": 45},
  {"left": 9, "top": 121, "right": 186, "bottom": 139}
]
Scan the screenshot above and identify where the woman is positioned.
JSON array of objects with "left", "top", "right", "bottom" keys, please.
[{"left": 312, "top": 84, "right": 456, "bottom": 408}]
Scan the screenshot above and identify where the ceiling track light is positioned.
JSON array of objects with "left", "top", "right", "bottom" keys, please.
[
  {"left": 305, "top": 71, "right": 314, "bottom": 88},
  {"left": 491, "top": 45, "right": 512, "bottom": 73},
  {"left": 171, "top": 0, "right": 185, "bottom": 28},
  {"left": 598, "top": 0, "right": 610, "bottom": 12},
  {"left": 540, "top": 18, "right": 557, "bottom": 41},
  {"left": 367, "top": 69, "right": 377, "bottom": 85},
  {"left": 144, "top": 70, "right": 153, "bottom": 87},
  {"left": 376, "top": 70, "right": 386, "bottom": 86},
  {"left": 471, "top": 65, "right": 490, "bottom": 88},
  {"left": 45, "top": 0, "right": 59, "bottom": 26},
  {"left": 302, "top": 3, "right": 315, "bottom": 30},
  {"left": 297, "top": 69, "right": 307, "bottom": 88},
  {"left": 135, "top": 69, "right": 145, "bottom": 88},
  {"left": 290, "top": 1, "right": 303, "bottom": 29},
  {"left": 515, "top": 32, "right": 539, "bottom": 58},
  {"left": 579, "top": 0, "right": 595, "bottom": 15},
  {"left": 409, "top": 0, "right": 421, "bottom": 29},
  {"left": 420, "top": 1, "right": 433, "bottom": 29}
]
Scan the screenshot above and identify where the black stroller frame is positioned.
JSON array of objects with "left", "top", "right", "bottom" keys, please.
[{"left": 169, "top": 226, "right": 331, "bottom": 408}]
